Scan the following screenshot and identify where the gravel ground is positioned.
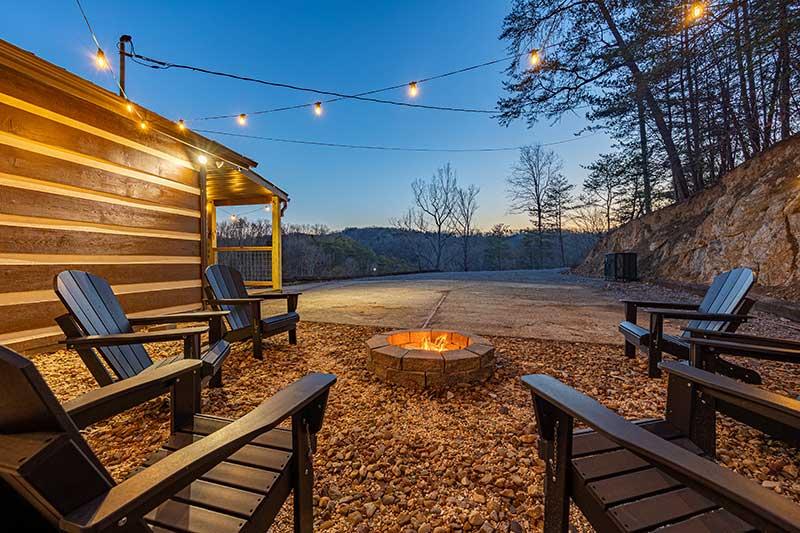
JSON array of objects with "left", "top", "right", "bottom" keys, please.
[{"left": 31, "top": 320, "right": 800, "bottom": 532}]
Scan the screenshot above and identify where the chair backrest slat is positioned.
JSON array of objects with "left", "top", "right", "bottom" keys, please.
[
  {"left": 205, "top": 265, "right": 252, "bottom": 331},
  {"left": 0, "top": 345, "right": 114, "bottom": 526},
  {"left": 685, "top": 268, "right": 755, "bottom": 334},
  {"left": 55, "top": 271, "right": 152, "bottom": 379}
]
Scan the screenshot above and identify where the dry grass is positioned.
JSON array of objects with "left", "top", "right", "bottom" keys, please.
[{"left": 31, "top": 321, "right": 800, "bottom": 532}]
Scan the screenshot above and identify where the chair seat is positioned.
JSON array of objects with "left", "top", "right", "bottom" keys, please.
[
  {"left": 619, "top": 321, "right": 690, "bottom": 359},
  {"left": 261, "top": 312, "right": 300, "bottom": 336},
  {"left": 619, "top": 321, "right": 649, "bottom": 345},
  {"left": 201, "top": 340, "right": 231, "bottom": 375},
  {"left": 144, "top": 340, "right": 231, "bottom": 380},
  {"left": 571, "top": 419, "right": 755, "bottom": 532},
  {"left": 141, "top": 414, "right": 293, "bottom": 533}
]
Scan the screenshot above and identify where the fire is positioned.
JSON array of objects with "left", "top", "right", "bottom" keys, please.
[{"left": 420, "top": 334, "right": 449, "bottom": 352}]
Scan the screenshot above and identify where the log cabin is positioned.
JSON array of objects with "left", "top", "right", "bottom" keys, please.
[{"left": 0, "top": 38, "right": 288, "bottom": 352}]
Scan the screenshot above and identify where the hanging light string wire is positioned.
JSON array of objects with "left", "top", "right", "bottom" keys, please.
[
  {"left": 194, "top": 128, "right": 598, "bottom": 152},
  {"left": 125, "top": 43, "right": 498, "bottom": 115}
]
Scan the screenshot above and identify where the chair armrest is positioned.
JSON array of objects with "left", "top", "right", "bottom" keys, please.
[
  {"left": 522, "top": 374, "right": 800, "bottom": 532},
  {"left": 62, "top": 327, "right": 208, "bottom": 349},
  {"left": 660, "top": 361, "right": 800, "bottom": 429},
  {"left": 620, "top": 299, "right": 700, "bottom": 310},
  {"left": 687, "top": 337, "right": 800, "bottom": 363},
  {"left": 205, "top": 297, "right": 263, "bottom": 305},
  {"left": 63, "top": 360, "right": 203, "bottom": 429},
  {"left": 685, "top": 328, "right": 800, "bottom": 349},
  {"left": 128, "top": 311, "right": 229, "bottom": 326},
  {"left": 640, "top": 308, "right": 752, "bottom": 321},
  {"left": 248, "top": 291, "right": 303, "bottom": 300},
  {"left": 60, "top": 373, "right": 336, "bottom": 533}
]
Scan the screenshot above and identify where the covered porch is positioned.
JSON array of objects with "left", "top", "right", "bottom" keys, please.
[{"left": 203, "top": 165, "right": 289, "bottom": 291}]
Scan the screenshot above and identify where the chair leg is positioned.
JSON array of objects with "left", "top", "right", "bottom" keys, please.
[
  {"left": 209, "top": 368, "right": 223, "bottom": 388},
  {"left": 648, "top": 314, "right": 663, "bottom": 378},
  {"left": 253, "top": 329, "right": 264, "bottom": 360},
  {"left": 292, "top": 414, "right": 314, "bottom": 533},
  {"left": 289, "top": 328, "right": 297, "bottom": 345},
  {"left": 648, "top": 348, "right": 662, "bottom": 378},
  {"left": 624, "top": 340, "right": 636, "bottom": 358}
]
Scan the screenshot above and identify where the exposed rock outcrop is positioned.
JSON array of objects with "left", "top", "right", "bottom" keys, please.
[{"left": 578, "top": 135, "right": 800, "bottom": 299}]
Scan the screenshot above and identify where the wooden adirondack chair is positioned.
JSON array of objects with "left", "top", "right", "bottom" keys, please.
[
  {"left": 0, "top": 343, "right": 336, "bottom": 532},
  {"left": 204, "top": 264, "right": 301, "bottom": 360},
  {"left": 686, "top": 326, "right": 800, "bottom": 388},
  {"left": 54, "top": 270, "right": 231, "bottom": 387},
  {"left": 523, "top": 361, "right": 800, "bottom": 532},
  {"left": 619, "top": 267, "right": 756, "bottom": 377}
]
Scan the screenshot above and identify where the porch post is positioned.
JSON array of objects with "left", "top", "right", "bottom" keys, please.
[
  {"left": 271, "top": 195, "right": 282, "bottom": 290},
  {"left": 208, "top": 201, "right": 218, "bottom": 266}
]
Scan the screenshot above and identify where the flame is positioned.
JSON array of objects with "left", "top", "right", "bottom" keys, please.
[{"left": 420, "top": 334, "right": 449, "bottom": 352}]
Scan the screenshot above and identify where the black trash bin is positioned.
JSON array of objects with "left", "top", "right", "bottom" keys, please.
[{"left": 604, "top": 252, "right": 638, "bottom": 282}]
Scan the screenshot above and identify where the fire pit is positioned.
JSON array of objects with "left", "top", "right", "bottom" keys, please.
[{"left": 365, "top": 329, "right": 495, "bottom": 388}]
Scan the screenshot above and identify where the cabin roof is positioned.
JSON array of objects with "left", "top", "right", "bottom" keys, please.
[{"left": 0, "top": 38, "right": 288, "bottom": 204}]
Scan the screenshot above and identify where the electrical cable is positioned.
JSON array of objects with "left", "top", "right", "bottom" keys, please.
[{"left": 194, "top": 128, "right": 598, "bottom": 152}]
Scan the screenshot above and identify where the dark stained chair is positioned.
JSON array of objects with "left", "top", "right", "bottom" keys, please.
[
  {"left": 0, "top": 343, "right": 336, "bottom": 532},
  {"left": 522, "top": 361, "right": 800, "bottom": 532},
  {"left": 54, "top": 270, "right": 231, "bottom": 387},
  {"left": 204, "top": 264, "right": 301, "bottom": 360},
  {"left": 619, "top": 267, "right": 756, "bottom": 377}
]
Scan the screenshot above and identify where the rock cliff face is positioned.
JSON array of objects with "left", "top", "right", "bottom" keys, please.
[{"left": 578, "top": 135, "right": 800, "bottom": 298}]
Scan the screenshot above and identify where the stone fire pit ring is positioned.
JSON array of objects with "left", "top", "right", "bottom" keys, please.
[{"left": 366, "top": 329, "right": 495, "bottom": 389}]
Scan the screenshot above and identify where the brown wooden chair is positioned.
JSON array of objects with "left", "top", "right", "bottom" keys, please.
[
  {"left": 0, "top": 343, "right": 336, "bottom": 532},
  {"left": 619, "top": 267, "right": 756, "bottom": 377},
  {"left": 523, "top": 361, "right": 800, "bottom": 532},
  {"left": 683, "top": 333, "right": 800, "bottom": 446},
  {"left": 204, "top": 264, "right": 301, "bottom": 359},
  {"left": 54, "top": 270, "right": 231, "bottom": 388}
]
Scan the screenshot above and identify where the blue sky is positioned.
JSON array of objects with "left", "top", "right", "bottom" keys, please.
[{"left": 2, "top": 0, "right": 610, "bottom": 230}]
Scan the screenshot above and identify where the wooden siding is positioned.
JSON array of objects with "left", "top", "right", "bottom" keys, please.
[{"left": 0, "top": 54, "right": 207, "bottom": 351}]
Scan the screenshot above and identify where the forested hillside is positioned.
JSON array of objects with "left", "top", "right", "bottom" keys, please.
[{"left": 217, "top": 220, "right": 600, "bottom": 281}]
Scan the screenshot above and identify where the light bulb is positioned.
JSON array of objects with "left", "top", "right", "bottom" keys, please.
[
  {"left": 138, "top": 121, "right": 148, "bottom": 130},
  {"left": 197, "top": 154, "right": 208, "bottom": 165},
  {"left": 314, "top": 102, "right": 323, "bottom": 116},
  {"left": 689, "top": 2, "right": 706, "bottom": 20},
  {"left": 230, "top": 214, "right": 237, "bottom": 222},
  {"left": 529, "top": 49, "right": 542, "bottom": 68},
  {"left": 177, "top": 119, "right": 186, "bottom": 131},
  {"left": 95, "top": 49, "right": 109, "bottom": 69},
  {"left": 126, "top": 102, "right": 134, "bottom": 113},
  {"left": 408, "top": 81, "right": 418, "bottom": 97},
  {"left": 237, "top": 113, "right": 247, "bottom": 126}
]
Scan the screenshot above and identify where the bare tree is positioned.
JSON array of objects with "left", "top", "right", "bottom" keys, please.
[
  {"left": 452, "top": 185, "right": 480, "bottom": 271},
  {"left": 410, "top": 163, "right": 458, "bottom": 271},
  {"left": 545, "top": 175, "right": 575, "bottom": 266},
  {"left": 506, "top": 144, "right": 562, "bottom": 268},
  {"left": 390, "top": 208, "right": 428, "bottom": 271}
]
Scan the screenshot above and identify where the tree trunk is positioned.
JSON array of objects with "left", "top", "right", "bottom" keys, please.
[
  {"left": 595, "top": 1, "right": 690, "bottom": 201},
  {"left": 636, "top": 93, "right": 652, "bottom": 214}
]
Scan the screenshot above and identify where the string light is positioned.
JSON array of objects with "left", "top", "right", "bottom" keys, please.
[
  {"left": 197, "top": 154, "right": 208, "bottom": 165},
  {"left": 95, "top": 48, "right": 109, "bottom": 69},
  {"left": 408, "top": 81, "right": 418, "bottom": 97},
  {"left": 125, "top": 102, "right": 134, "bottom": 113},
  {"left": 177, "top": 119, "right": 186, "bottom": 131},
  {"left": 229, "top": 214, "right": 237, "bottom": 222},
  {"left": 688, "top": 2, "right": 706, "bottom": 21},
  {"left": 138, "top": 120, "right": 148, "bottom": 130},
  {"left": 314, "top": 102, "right": 323, "bottom": 116},
  {"left": 237, "top": 113, "right": 247, "bottom": 126},
  {"left": 529, "top": 49, "right": 542, "bottom": 68}
]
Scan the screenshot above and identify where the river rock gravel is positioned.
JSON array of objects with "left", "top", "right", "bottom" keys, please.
[{"left": 29, "top": 320, "right": 800, "bottom": 532}]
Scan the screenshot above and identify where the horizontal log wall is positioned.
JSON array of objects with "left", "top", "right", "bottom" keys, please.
[{"left": 0, "top": 58, "right": 205, "bottom": 352}]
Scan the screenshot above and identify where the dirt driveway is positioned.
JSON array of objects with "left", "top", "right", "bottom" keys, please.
[{"left": 263, "top": 269, "right": 625, "bottom": 344}]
